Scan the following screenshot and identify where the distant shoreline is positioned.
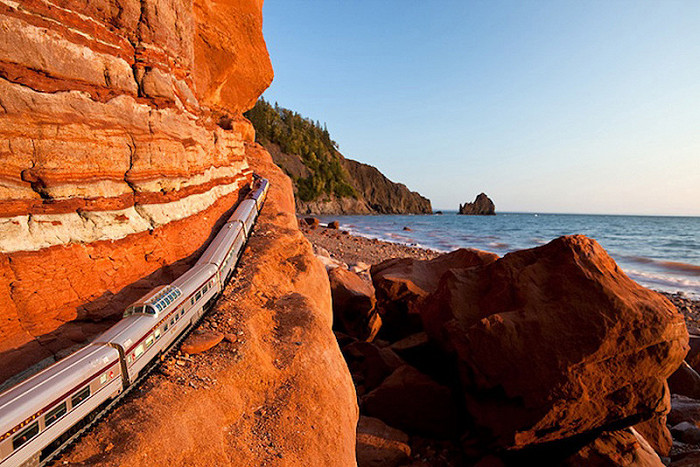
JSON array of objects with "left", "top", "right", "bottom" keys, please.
[{"left": 303, "top": 211, "right": 700, "bottom": 218}]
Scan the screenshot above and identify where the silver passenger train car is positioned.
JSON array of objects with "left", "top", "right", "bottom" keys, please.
[{"left": 0, "top": 176, "right": 269, "bottom": 466}]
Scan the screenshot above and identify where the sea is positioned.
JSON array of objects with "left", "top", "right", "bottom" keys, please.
[{"left": 315, "top": 212, "right": 700, "bottom": 299}]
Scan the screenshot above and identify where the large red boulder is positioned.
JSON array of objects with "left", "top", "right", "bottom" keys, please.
[
  {"left": 420, "top": 235, "right": 688, "bottom": 449},
  {"left": 361, "top": 365, "right": 460, "bottom": 438},
  {"left": 328, "top": 267, "right": 380, "bottom": 340},
  {"left": 371, "top": 248, "right": 497, "bottom": 340}
]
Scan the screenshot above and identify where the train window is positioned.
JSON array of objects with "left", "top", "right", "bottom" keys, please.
[
  {"left": 190, "top": 298, "right": 195, "bottom": 306},
  {"left": 146, "top": 306, "right": 156, "bottom": 315},
  {"left": 12, "top": 421, "right": 39, "bottom": 451},
  {"left": 195, "top": 291, "right": 201, "bottom": 301},
  {"left": 164, "top": 322, "right": 169, "bottom": 332},
  {"left": 134, "top": 344, "right": 144, "bottom": 358},
  {"left": 146, "top": 335, "right": 154, "bottom": 348},
  {"left": 44, "top": 401, "right": 67, "bottom": 428},
  {"left": 164, "top": 296, "right": 171, "bottom": 305},
  {"left": 71, "top": 386, "right": 90, "bottom": 408},
  {"left": 155, "top": 329, "right": 161, "bottom": 339}
]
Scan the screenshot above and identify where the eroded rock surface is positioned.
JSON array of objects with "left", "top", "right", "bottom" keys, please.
[
  {"left": 0, "top": 0, "right": 273, "bottom": 383},
  {"left": 371, "top": 248, "right": 498, "bottom": 340},
  {"left": 420, "top": 235, "right": 688, "bottom": 448},
  {"left": 356, "top": 416, "right": 411, "bottom": 467},
  {"left": 328, "top": 267, "right": 379, "bottom": 341}
]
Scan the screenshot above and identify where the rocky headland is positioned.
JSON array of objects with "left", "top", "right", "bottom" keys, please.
[
  {"left": 459, "top": 193, "right": 496, "bottom": 215},
  {"left": 304, "top": 222, "right": 699, "bottom": 466},
  {"left": 245, "top": 99, "right": 432, "bottom": 215}
]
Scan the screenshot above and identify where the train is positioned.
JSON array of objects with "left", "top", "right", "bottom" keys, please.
[{"left": 0, "top": 176, "right": 270, "bottom": 467}]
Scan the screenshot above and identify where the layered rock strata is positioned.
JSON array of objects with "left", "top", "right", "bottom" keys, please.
[{"left": 0, "top": 0, "right": 273, "bottom": 383}]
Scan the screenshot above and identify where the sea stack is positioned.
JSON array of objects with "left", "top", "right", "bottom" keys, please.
[{"left": 459, "top": 193, "right": 496, "bottom": 215}]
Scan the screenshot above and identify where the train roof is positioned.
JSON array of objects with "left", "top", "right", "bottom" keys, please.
[
  {"left": 92, "top": 314, "right": 158, "bottom": 351},
  {"left": 125, "top": 284, "right": 186, "bottom": 318},
  {"left": 171, "top": 263, "right": 218, "bottom": 298},
  {"left": 195, "top": 222, "right": 244, "bottom": 268},
  {"left": 0, "top": 344, "right": 119, "bottom": 438}
]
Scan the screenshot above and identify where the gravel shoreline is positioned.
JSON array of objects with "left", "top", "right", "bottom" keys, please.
[{"left": 302, "top": 223, "right": 700, "bottom": 332}]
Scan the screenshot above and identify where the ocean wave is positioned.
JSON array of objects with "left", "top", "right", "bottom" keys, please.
[
  {"left": 660, "top": 260, "right": 700, "bottom": 276},
  {"left": 621, "top": 255, "right": 700, "bottom": 276},
  {"left": 624, "top": 268, "right": 700, "bottom": 297}
]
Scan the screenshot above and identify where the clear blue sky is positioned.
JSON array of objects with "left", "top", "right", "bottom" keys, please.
[{"left": 260, "top": 1, "right": 700, "bottom": 215}]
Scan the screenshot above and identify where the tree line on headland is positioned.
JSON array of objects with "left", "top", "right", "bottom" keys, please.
[
  {"left": 245, "top": 99, "right": 432, "bottom": 215},
  {"left": 244, "top": 98, "right": 357, "bottom": 202}
]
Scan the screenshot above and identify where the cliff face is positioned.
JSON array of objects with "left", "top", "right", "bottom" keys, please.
[
  {"left": 270, "top": 148, "right": 432, "bottom": 215},
  {"left": 341, "top": 158, "right": 432, "bottom": 214},
  {"left": 0, "top": 0, "right": 272, "bottom": 383},
  {"left": 245, "top": 99, "right": 432, "bottom": 215}
]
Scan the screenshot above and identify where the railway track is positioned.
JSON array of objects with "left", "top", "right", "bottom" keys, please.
[{"left": 39, "top": 242, "right": 251, "bottom": 467}]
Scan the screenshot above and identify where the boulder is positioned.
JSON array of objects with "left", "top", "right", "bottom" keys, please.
[
  {"left": 389, "top": 332, "right": 450, "bottom": 380},
  {"left": 327, "top": 221, "right": 340, "bottom": 229},
  {"left": 371, "top": 248, "right": 497, "bottom": 340},
  {"left": 350, "top": 261, "right": 371, "bottom": 274},
  {"left": 328, "top": 267, "right": 380, "bottom": 340},
  {"left": 343, "top": 341, "right": 405, "bottom": 392},
  {"left": 304, "top": 217, "right": 320, "bottom": 229},
  {"left": 671, "top": 422, "right": 700, "bottom": 444},
  {"left": 685, "top": 334, "right": 700, "bottom": 372},
  {"left": 671, "top": 452, "right": 700, "bottom": 466},
  {"left": 669, "top": 362, "right": 700, "bottom": 399},
  {"left": 669, "top": 395, "right": 700, "bottom": 426},
  {"left": 181, "top": 331, "right": 224, "bottom": 355},
  {"left": 361, "top": 365, "right": 460, "bottom": 438},
  {"left": 356, "top": 416, "right": 411, "bottom": 467},
  {"left": 564, "top": 428, "right": 664, "bottom": 467},
  {"left": 635, "top": 414, "right": 673, "bottom": 457},
  {"left": 419, "top": 235, "right": 688, "bottom": 448},
  {"left": 458, "top": 193, "right": 495, "bottom": 215}
]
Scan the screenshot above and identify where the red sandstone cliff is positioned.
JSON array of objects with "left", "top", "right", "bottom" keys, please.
[
  {"left": 0, "top": 0, "right": 272, "bottom": 383},
  {"left": 0, "top": 1, "right": 360, "bottom": 463}
]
